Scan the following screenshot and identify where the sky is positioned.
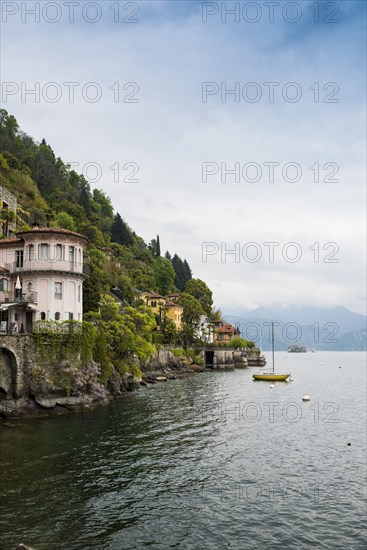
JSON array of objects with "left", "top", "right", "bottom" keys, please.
[{"left": 1, "top": 0, "right": 366, "bottom": 315}]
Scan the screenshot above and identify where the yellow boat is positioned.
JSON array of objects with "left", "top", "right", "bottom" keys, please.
[
  {"left": 252, "top": 323, "right": 290, "bottom": 382},
  {"left": 252, "top": 373, "right": 290, "bottom": 381}
]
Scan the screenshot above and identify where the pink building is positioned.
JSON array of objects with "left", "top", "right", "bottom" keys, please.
[{"left": 0, "top": 228, "right": 88, "bottom": 333}]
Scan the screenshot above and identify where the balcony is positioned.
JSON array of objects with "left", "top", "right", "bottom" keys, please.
[
  {"left": 0, "top": 291, "right": 38, "bottom": 305},
  {"left": 4, "top": 259, "right": 89, "bottom": 276}
]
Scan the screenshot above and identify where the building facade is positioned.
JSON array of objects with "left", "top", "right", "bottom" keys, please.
[
  {"left": 140, "top": 292, "right": 183, "bottom": 330},
  {"left": 0, "top": 227, "right": 88, "bottom": 333},
  {"left": 213, "top": 321, "right": 240, "bottom": 343},
  {"left": 195, "top": 315, "right": 214, "bottom": 344}
]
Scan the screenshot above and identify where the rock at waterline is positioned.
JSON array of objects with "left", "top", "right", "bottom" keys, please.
[{"left": 17, "top": 545, "right": 36, "bottom": 550}]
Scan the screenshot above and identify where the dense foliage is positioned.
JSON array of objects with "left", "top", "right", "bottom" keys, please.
[
  {"left": 0, "top": 109, "right": 236, "bottom": 393},
  {"left": 0, "top": 109, "right": 196, "bottom": 313}
]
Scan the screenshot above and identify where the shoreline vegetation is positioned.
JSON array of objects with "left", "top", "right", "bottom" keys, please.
[
  {"left": 1, "top": 344, "right": 265, "bottom": 420},
  {"left": 0, "top": 110, "right": 263, "bottom": 419}
]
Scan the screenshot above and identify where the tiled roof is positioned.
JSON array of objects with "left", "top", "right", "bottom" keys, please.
[
  {"left": 165, "top": 300, "right": 182, "bottom": 307},
  {"left": 17, "top": 227, "right": 88, "bottom": 241},
  {"left": 0, "top": 237, "right": 23, "bottom": 245},
  {"left": 149, "top": 293, "right": 165, "bottom": 299},
  {"left": 216, "top": 322, "right": 237, "bottom": 333}
]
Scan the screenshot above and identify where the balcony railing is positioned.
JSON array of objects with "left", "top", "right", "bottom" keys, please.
[
  {"left": 0, "top": 323, "right": 33, "bottom": 335},
  {"left": 0, "top": 291, "right": 38, "bottom": 304},
  {"left": 4, "top": 260, "right": 89, "bottom": 276}
]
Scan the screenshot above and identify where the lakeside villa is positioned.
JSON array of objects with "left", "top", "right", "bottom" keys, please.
[{"left": 0, "top": 227, "right": 88, "bottom": 333}]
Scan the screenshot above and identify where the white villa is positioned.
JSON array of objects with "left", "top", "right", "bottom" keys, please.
[
  {"left": 0, "top": 227, "right": 88, "bottom": 333},
  {"left": 195, "top": 315, "right": 214, "bottom": 344}
]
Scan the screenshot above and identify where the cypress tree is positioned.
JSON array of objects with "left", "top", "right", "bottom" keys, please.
[
  {"left": 171, "top": 254, "right": 186, "bottom": 291},
  {"left": 111, "top": 213, "right": 133, "bottom": 246},
  {"left": 183, "top": 259, "right": 192, "bottom": 285}
]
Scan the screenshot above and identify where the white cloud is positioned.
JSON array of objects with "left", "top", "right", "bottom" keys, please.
[{"left": 1, "top": 1, "right": 365, "bottom": 313}]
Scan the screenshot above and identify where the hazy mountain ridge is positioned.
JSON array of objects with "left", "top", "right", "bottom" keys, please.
[{"left": 224, "top": 305, "right": 367, "bottom": 351}]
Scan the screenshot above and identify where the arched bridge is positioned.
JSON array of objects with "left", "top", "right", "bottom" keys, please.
[{"left": 0, "top": 336, "right": 33, "bottom": 399}]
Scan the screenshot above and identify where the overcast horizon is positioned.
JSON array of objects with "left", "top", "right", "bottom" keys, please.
[{"left": 1, "top": 0, "right": 366, "bottom": 315}]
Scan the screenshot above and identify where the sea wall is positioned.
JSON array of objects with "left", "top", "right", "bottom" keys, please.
[{"left": 0, "top": 338, "right": 266, "bottom": 418}]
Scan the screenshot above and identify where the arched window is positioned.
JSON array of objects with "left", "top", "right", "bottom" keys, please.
[
  {"left": 55, "top": 244, "right": 63, "bottom": 261},
  {"left": 39, "top": 244, "right": 49, "bottom": 260},
  {"left": 0, "top": 279, "right": 8, "bottom": 292},
  {"left": 28, "top": 244, "right": 35, "bottom": 261},
  {"left": 40, "top": 312, "right": 46, "bottom": 321}
]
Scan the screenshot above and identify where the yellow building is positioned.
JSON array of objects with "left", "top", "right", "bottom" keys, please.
[
  {"left": 140, "top": 292, "right": 183, "bottom": 330},
  {"left": 140, "top": 292, "right": 166, "bottom": 315},
  {"left": 164, "top": 300, "right": 183, "bottom": 329}
]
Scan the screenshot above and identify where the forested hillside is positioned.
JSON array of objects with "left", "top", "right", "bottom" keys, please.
[{"left": 0, "top": 109, "right": 199, "bottom": 314}]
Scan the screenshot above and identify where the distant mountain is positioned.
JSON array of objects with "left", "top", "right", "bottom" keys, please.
[
  {"left": 224, "top": 305, "right": 367, "bottom": 351},
  {"left": 334, "top": 328, "right": 367, "bottom": 351}
]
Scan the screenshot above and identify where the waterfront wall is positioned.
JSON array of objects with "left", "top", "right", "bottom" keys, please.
[{"left": 0, "top": 338, "right": 266, "bottom": 418}]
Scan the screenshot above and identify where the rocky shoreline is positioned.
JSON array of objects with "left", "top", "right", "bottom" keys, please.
[
  {"left": 0, "top": 358, "right": 204, "bottom": 419},
  {"left": 0, "top": 349, "right": 265, "bottom": 420}
]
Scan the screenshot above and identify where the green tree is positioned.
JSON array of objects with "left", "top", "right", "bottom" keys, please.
[
  {"left": 161, "top": 318, "right": 178, "bottom": 344},
  {"left": 171, "top": 254, "right": 192, "bottom": 291},
  {"left": 211, "top": 307, "right": 223, "bottom": 322},
  {"left": 97, "top": 294, "right": 156, "bottom": 364},
  {"left": 183, "top": 259, "right": 192, "bottom": 283},
  {"left": 230, "top": 336, "right": 254, "bottom": 349},
  {"left": 148, "top": 236, "right": 161, "bottom": 258},
  {"left": 153, "top": 257, "right": 175, "bottom": 295},
  {"left": 111, "top": 213, "right": 133, "bottom": 246},
  {"left": 177, "top": 293, "right": 204, "bottom": 347},
  {"left": 52, "top": 211, "right": 77, "bottom": 231},
  {"left": 178, "top": 293, "right": 204, "bottom": 325},
  {"left": 184, "top": 278, "right": 213, "bottom": 316}
]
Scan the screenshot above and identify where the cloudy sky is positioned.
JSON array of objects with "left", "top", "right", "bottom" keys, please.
[{"left": 1, "top": 0, "right": 366, "bottom": 315}]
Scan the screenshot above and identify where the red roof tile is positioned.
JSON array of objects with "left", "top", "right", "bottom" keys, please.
[
  {"left": 16, "top": 227, "right": 88, "bottom": 242},
  {"left": 0, "top": 237, "right": 23, "bottom": 245},
  {"left": 165, "top": 300, "right": 182, "bottom": 307}
]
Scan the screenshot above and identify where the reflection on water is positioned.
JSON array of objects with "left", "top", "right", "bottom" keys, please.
[{"left": 1, "top": 352, "right": 366, "bottom": 549}]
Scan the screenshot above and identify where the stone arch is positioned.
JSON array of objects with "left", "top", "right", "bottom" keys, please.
[{"left": 0, "top": 347, "right": 17, "bottom": 399}]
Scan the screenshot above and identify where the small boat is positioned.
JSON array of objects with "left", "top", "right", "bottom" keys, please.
[
  {"left": 253, "top": 323, "right": 290, "bottom": 382},
  {"left": 252, "top": 373, "right": 290, "bottom": 381}
]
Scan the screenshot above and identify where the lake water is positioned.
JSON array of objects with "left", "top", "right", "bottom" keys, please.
[{"left": 1, "top": 352, "right": 366, "bottom": 549}]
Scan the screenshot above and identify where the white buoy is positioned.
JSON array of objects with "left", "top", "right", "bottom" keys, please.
[
  {"left": 270, "top": 384, "right": 275, "bottom": 388},
  {"left": 303, "top": 394, "right": 310, "bottom": 401},
  {"left": 289, "top": 377, "right": 294, "bottom": 382},
  {"left": 321, "top": 362, "right": 324, "bottom": 366}
]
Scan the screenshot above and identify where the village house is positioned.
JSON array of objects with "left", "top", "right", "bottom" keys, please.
[
  {"left": 213, "top": 320, "right": 240, "bottom": 343},
  {"left": 140, "top": 292, "right": 183, "bottom": 330},
  {"left": 0, "top": 227, "right": 88, "bottom": 333},
  {"left": 195, "top": 315, "right": 214, "bottom": 344}
]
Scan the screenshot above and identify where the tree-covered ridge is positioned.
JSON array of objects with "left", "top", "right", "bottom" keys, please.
[
  {"left": 0, "top": 109, "right": 255, "bottom": 399},
  {"left": 0, "top": 109, "right": 197, "bottom": 314}
]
